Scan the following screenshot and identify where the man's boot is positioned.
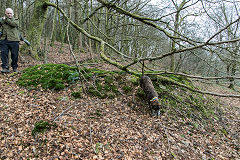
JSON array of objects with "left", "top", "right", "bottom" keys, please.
[
  {"left": 1, "top": 68, "right": 10, "bottom": 73},
  {"left": 13, "top": 68, "right": 18, "bottom": 73}
]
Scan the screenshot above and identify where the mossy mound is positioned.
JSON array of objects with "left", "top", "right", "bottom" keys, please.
[
  {"left": 80, "top": 68, "right": 136, "bottom": 99},
  {"left": 79, "top": 68, "right": 220, "bottom": 126},
  {"left": 16, "top": 64, "right": 137, "bottom": 99},
  {"left": 17, "top": 64, "right": 79, "bottom": 90},
  {"left": 17, "top": 64, "right": 221, "bottom": 128}
]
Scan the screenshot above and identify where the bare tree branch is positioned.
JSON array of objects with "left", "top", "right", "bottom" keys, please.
[{"left": 43, "top": 1, "right": 240, "bottom": 98}]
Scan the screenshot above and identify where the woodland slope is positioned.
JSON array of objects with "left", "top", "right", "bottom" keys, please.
[{"left": 0, "top": 43, "right": 239, "bottom": 160}]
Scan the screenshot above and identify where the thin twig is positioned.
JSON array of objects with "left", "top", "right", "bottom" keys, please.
[{"left": 53, "top": 104, "right": 79, "bottom": 122}]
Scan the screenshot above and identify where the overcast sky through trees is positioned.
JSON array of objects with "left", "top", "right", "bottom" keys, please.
[{"left": 150, "top": 0, "right": 159, "bottom": 5}]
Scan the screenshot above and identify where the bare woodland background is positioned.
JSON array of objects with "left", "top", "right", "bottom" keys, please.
[{"left": 1, "top": 0, "right": 240, "bottom": 90}]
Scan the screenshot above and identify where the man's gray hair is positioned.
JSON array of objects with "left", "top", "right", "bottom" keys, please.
[{"left": 5, "top": 8, "right": 14, "bottom": 15}]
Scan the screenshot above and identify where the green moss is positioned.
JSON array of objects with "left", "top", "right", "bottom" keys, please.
[
  {"left": 32, "top": 120, "right": 56, "bottom": 136},
  {"left": 95, "top": 109, "right": 102, "bottom": 117},
  {"left": 88, "top": 86, "right": 102, "bottom": 98},
  {"left": 104, "top": 84, "right": 112, "bottom": 91},
  {"left": 129, "top": 75, "right": 139, "bottom": 85},
  {"left": 17, "top": 64, "right": 78, "bottom": 90},
  {"left": 71, "top": 91, "right": 82, "bottom": 98},
  {"left": 111, "top": 85, "right": 119, "bottom": 93},
  {"left": 220, "top": 128, "right": 228, "bottom": 135},
  {"left": 108, "top": 93, "right": 115, "bottom": 99},
  {"left": 67, "top": 71, "right": 80, "bottom": 83},
  {"left": 136, "top": 88, "right": 145, "bottom": 98},
  {"left": 122, "top": 85, "right": 132, "bottom": 93},
  {"left": 83, "top": 70, "right": 126, "bottom": 99},
  {"left": 104, "top": 76, "right": 114, "bottom": 84}
]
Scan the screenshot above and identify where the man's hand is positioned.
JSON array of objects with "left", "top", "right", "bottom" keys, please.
[{"left": 0, "top": 17, "right": 5, "bottom": 23}]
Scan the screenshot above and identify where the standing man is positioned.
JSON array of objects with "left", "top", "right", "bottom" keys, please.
[{"left": 0, "top": 8, "right": 20, "bottom": 73}]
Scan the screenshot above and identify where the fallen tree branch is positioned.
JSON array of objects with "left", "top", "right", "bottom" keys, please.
[
  {"left": 158, "top": 75, "right": 240, "bottom": 98},
  {"left": 153, "top": 71, "right": 240, "bottom": 80}
]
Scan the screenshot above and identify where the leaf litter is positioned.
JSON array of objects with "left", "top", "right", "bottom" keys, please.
[{"left": 0, "top": 43, "right": 239, "bottom": 160}]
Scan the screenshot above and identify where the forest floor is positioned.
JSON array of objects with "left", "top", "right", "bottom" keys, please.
[{"left": 0, "top": 43, "right": 239, "bottom": 160}]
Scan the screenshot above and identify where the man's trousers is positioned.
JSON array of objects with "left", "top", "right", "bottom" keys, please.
[{"left": 0, "top": 39, "right": 19, "bottom": 70}]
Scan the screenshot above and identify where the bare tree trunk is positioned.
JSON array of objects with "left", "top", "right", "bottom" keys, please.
[
  {"left": 50, "top": 8, "right": 57, "bottom": 47},
  {"left": 228, "top": 63, "right": 236, "bottom": 89},
  {"left": 170, "top": 0, "right": 187, "bottom": 72},
  {"left": 26, "top": 0, "right": 49, "bottom": 59}
]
